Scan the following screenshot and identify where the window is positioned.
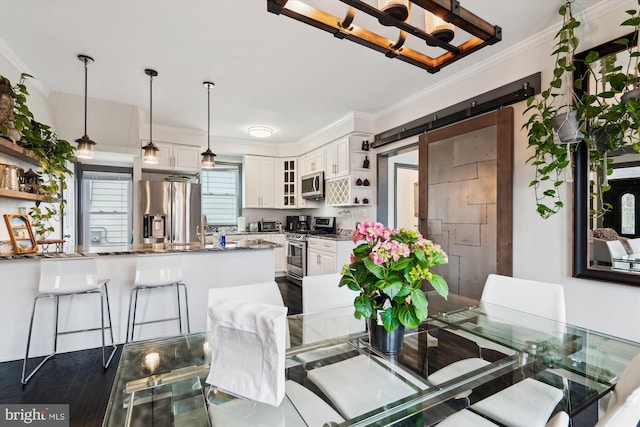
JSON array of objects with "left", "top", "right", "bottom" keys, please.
[
  {"left": 201, "top": 162, "right": 242, "bottom": 226},
  {"left": 621, "top": 193, "right": 636, "bottom": 235},
  {"left": 78, "top": 165, "right": 133, "bottom": 252}
]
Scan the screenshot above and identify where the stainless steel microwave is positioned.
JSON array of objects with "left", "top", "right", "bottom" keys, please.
[{"left": 301, "top": 171, "right": 324, "bottom": 200}]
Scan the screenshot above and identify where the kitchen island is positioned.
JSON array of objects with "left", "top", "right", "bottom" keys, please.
[{"left": 0, "top": 240, "right": 280, "bottom": 362}]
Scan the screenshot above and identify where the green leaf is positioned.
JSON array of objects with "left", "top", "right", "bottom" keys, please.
[
  {"left": 428, "top": 273, "right": 448, "bottom": 298},
  {"left": 391, "top": 257, "right": 411, "bottom": 271},
  {"left": 354, "top": 295, "right": 373, "bottom": 319},
  {"left": 410, "top": 289, "right": 429, "bottom": 321},
  {"left": 363, "top": 256, "right": 385, "bottom": 279},
  {"left": 396, "top": 305, "right": 420, "bottom": 329},
  {"left": 584, "top": 50, "right": 599, "bottom": 64},
  {"left": 381, "top": 307, "right": 401, "bottom": 332},
  {"left": 380, "top": 276, "right": 403, "bottom": 300}
]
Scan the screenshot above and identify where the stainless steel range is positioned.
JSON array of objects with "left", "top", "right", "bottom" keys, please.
[{"left": 285, "top": 216, "right": 336, "bottom": 286}]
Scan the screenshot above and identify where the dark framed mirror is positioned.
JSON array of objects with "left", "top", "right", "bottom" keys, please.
[{"left": 573, "top": 34, "right": 640, "bottom": 286}]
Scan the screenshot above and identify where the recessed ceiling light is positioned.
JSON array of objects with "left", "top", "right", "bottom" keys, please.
[{"left": 248, "top": 126, "right": 273, "bottom": 138}]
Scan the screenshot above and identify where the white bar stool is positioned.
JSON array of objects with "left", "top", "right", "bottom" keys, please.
[
  {"left": 22, "top": 257, "right": 117, "bottom": 384},
  {"left": 126, "top": 254, "right": 190, "bottom": 342}
]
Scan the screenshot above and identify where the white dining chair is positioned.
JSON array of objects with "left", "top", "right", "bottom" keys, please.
[
  {"left": 307, "top": 354, "right": 425, "bottom": 420},
  {"left": 436, "top": 408, "right": 569, "bottom": 427},
  {"left": 22, "top": 257, "right": 117, "bottom": 384},
  {"left": 126, "top": 254, "right": 190, "bottom": 342},
  {"left": 301, "top": 273, "right": 364, "bottom": 346},
  {"left": 428, "top": 274, "right": 567, "bottom": 424},
  {"left": 627, "top": 238, "right": 640, "bottom": 254},
  {"left": 208, "top": 380, "right": 345, "bottom": 427},
  {"left": 595, "top": 351, "right": 640, "bottom": 427},
  {"left": 207, "top": 281, "right": 290, "bottom": 348},
  {"left": 431, "top": 274, "right": 566, "bottom": 379},
  {"left": 606, "top": 239, "right": 630, "bottom": 269},
  {"left": 480, "top": 273, "right": 566, "bottom": 323},
  {"left": 302, "top": 273, "right": 354, "bottom": 313}
]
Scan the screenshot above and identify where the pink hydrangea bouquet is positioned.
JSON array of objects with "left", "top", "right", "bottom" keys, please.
[{"left": 340, "top": 221, "right": 448, "bottom": 332}]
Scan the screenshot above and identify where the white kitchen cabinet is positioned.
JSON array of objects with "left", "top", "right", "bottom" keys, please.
[
  {"left": 143, "top": 141, "right": 201, "bottom": 173},
  {"left": 244, "top": 156, "right": 276, "bottom": 208},
  {"left": 307, "top": 238, "right": 337, "bottom": 276},
  {"left": 307, "top": 238, "right": 356, "bottom": 276},
  {"left": 277, "top": 158, "right": 298, "bottom": 209},
  {"left": 325, "top": 139, "right": 349, "bottom": 179},
  {"left": 301, "top": 149, "right": 325, "bottom": 175},
  {"left": 268, "top": 233, "right": 287, "bottom": 275},
  {"left": 324, "top": 135, "right": 374, "bottom": 206}
]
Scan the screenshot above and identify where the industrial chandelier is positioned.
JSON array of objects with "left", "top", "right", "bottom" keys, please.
[{"left": 266, "top": 0, "right": 501, "bottom": 73}]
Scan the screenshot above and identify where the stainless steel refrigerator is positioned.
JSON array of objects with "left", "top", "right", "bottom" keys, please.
[{"left": 140, "top": 179, "right": 201, "bottom": 244}]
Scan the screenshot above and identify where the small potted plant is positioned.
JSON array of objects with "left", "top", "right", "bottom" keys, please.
[{"left": 340, "top": 222, "right": 448, "bottom": 353}]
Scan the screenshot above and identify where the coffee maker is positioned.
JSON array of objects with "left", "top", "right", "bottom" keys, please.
[
  {"left": 285, "top": 215, "right": 311, "bottom": 232},
  {"left": 285, "top": 215, "right": 298, "bottom": 232},
  {"left": 296, "top": 215, "right": 311, "bottom": 231}
]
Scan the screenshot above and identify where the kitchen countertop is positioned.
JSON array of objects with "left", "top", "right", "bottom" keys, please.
[
  {"left": 0, "top": 238, "right": 281, "bottom": 259},
  {"left": 307, "top": 233, "right": 354, "bottom": 241},
  {"left": 225, "top": 231, "right": 284, "bottom": 235}
]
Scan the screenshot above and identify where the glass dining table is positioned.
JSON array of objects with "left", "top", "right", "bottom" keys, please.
[{"left": 102, "top": 292, "right": 640, "bottom": 427}]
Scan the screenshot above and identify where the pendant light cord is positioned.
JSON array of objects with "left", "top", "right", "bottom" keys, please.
[
  {"left": 207, "top": 84, "right": 211, "bottom": 150},
  {"left": 83, "top": 59, "right": 88, "bottom": 137},
  {"left": 149, "top": 73, "right": 153, "bottom": 144}
]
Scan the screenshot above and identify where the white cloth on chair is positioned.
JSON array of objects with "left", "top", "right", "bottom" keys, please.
[
  {"left": 307, "top": 355, "right": 420, "bottom": 419},
  {"left": 207, "top": 299, "right": 288, "bottom": 406},
  {"left": 472, "top": 378, "right": 564, "bottom": 427}
]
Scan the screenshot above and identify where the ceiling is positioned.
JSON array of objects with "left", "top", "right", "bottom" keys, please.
[{"left": 0, "top": 0, "right": 611, "bottom": 146}]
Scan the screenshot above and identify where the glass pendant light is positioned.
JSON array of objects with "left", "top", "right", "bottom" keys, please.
[
  {"left": 75, "top": 55, "right": 96, "bottom": 159},
  {"left": 142, "top": 68, "right": 160, "bottom": 164},
  {"left": 201, "top": 81, "right": 216, "bottom": 170},
  {"left": 425, "top": 11, "right": 455, "bottom": 43}
]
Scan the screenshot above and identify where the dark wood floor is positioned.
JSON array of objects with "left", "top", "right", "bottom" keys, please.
[
  {"left": 0, "top": 346, "right": 122, "bottom": 427},
  {"left": 277, "top": 275, "right": 302, "bottom": 315},
  {"left": 0, "top": 278, "right": 600, "bottom": 427}
]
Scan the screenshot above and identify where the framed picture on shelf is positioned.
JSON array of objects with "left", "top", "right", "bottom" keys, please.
[{"left": 3, "top": 214, "right": 38, "bottom": 254}]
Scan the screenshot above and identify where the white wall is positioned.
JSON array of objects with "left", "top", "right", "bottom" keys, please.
[{"left": 371, "top": 2, "right": 640, "bottom": 342}]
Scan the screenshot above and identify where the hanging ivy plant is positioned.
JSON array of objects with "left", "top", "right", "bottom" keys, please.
[
  {"left": 523, "top": 0, "right": 640, "bottom": 219},
  {"left": 522, "top": 0, "right": 581, "bottom": 219}
]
